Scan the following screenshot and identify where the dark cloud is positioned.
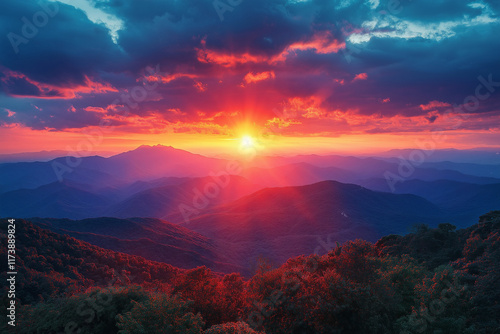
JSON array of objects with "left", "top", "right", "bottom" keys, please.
[
  {"left": 0, "top": 0, "right": 124, "bottom": 86},
  {"left": 376, "top": 0, "right": 483, "bottom": 22},
  {"left": 0, "top": 0, "right": 498, "bottom": 134},
  {"left": 1, "top": 75, "right": 47, "bottom": 97}
]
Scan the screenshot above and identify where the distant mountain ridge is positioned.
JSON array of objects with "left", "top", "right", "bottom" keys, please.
[
  {"left": 17, "top": 179, "right": 458, "bottom": 274},
  {"left": 180, "top": 180, "right": 446, "bottom": 268},
  {"left": 0, "top": 175, "right": 261, "bottom": 220},
  {"left": 21, "top": 179, "right": 492, "bottom": 274},
  {"left": 30, "top": 217, "right": 244, "bottom": 274},
  {"left": 1, "top": 145, "right": 498, "bottom": 249},
  {"left": 2, "top": 145, "right": 500, "bottom": 194},
  {"left": 106, "top": 175, "right": 260, "bottom": 220},
  {"left": 0, "top": 145, "right": 229, "bottom": 193}
]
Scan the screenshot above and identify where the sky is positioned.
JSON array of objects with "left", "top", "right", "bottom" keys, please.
[{"left": 0, "top": 0, "right": 500, "bottom": 157}]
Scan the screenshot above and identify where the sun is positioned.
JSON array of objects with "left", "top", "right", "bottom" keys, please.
[{"left": 240, "top": 135, "right": 255, "bottom": 149}]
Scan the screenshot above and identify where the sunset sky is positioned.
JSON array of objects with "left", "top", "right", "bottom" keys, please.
[{"left": 1, "top": 0, "right": 500, "bottom": 157}]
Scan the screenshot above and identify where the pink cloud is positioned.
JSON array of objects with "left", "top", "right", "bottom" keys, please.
[
  {"left": 5, "top": 109, "right": 16, "bottom": 117},
  {"left": 420, "top": 100, "right": 451, "bottom": 111},
  {"left": 274, "top": 31, "right": 345, "bottom": 62},
  {"left": 353, "top": 73, "right": 368, "bottom": 81},
  {"left": 196, "top": 32, "right": 345, "bottom": 68},
  {"left": 244, "top": 71, "right": 276, "bottom": 84},
  {"left": 146, "top": 73, "right": 199, "bottom": 84},
  {"left": 193, "top": 81, "right": 207, "bottom": 92},
  {"left": 1, "top": 70, "right": 118, "bottom": 99}
]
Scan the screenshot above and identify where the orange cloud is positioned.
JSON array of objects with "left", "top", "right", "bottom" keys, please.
[
  {"left": 196, "top": 32, "right": 345, "bottom": 67},
  {"left": 265, "top": 117, "right": 302, "bottom": 129},
  {"left": 197, "top": 49, "right": 268, "bottom": 67},
  {"left": 193, "top": 81, "right": 207, "bottom": 92},
  {"left": 146, "top": 73, "right": 199, "bottom": 84},
  {"left": 274, "top": 31, "right": 345, "bottom": 62},
  {"left": 196, "top": 38, "right": 268, "bottom": 67},
  {"left": 200, "top": 111, "right": 240, "bottom": 122},
  {"left": 244, "top": 71, "right": 276, "bottom": 84},
  {"left": 168, "top": 108, "right": 187, "bottom": 116},
  {"left": 420, "top": 100, "right": 451, "bottom": 111},
  {"left": 282, "top": 96, "right": 324, "bottom": 118},
  {"left": 1, "top": 70, "right": 117, "bottom": 99},
  {"left": 353, "top": 73, "right": 368, "bottom": 81},
  {"left": 84, "top": 106, "right": 107, "bottom": 114},
  {"left": 83, "top": 105, "right": 120, "bottom": 114}
]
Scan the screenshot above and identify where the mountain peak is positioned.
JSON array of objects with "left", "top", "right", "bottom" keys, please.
[
  {"left": 111, "top": 145, "right": 181, "bottom": 158},
  {"left": 137, "top": 144, "right": 175, "bottom": 150}
]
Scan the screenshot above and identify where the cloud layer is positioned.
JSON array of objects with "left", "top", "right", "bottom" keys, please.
[{"left": 1, "top": 0, "right": 499, "bottom": 136}]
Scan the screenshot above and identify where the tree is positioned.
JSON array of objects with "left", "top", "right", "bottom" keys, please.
[
  {"left": 116, "top": 293, "right": 204, "bottom": 334},
  {"left": 17, "top": 286, "right": 148, "bottom": 334},
  {"left": 439, "top": 223, "right": 457, "bottom": 233}
]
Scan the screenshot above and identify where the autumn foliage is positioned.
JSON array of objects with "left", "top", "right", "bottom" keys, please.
[{"left": 1, "top": 211, "right": 499, "bottom": 333}]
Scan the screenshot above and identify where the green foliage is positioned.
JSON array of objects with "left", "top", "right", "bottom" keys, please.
[
  {"left": 377, "top": 254, "right": 427, "bottom": 313},
  {"left": 454, "top": 211, "right": 500, "bottom": 333},
  {"left": 377, "top": 221, "right": 464, "bottom": 270},
  {"left": 116, "top": 293, "right": 204, "bottom": 334},
  {"left": 411, "top": 223, "right": 430, "bottom": 234},
  {"left": 16, "top": 286, "right": 148, "bottom": 334},
  {"left": 395, "top": 267, "right": 469, "bottom": 334}
]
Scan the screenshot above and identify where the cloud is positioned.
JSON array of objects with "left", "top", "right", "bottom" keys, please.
[
  {"left": 353, "top": 73, "right": 368, "bottom": 81},
  {"left": 420, "top": 100, "right": 452, "bottom": 111},
  {"left": 273, "top": 31, "right": 345, "bottom": 61},
  {"left": 1, "top": 69, "right": 118, "bottom": 99},
  {"left": 0, "top": 0, "right": 498, "bottom": 137},
  {"left": 196, "top": 31, "right": 344, "bottom": 68},
  {"left": 244, "top": 71, "right": 276, "bottom": 84},
  {"left": 0, "top": 1, "right": 124, "bottom": 87}
]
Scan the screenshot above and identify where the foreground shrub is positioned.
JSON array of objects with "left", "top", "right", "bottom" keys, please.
[
  {"left": 116, "top": 293, "right": 204, "bottom": 334},
  {"left": 204, "top": 321, "right": 264, "bottom": 334},
  {"left": 17, "top": 286, "right": 148, "bottom": 334}
]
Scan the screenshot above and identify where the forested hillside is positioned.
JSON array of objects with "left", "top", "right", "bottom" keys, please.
[{"left": 1, "top": 212, "right": 499, "bottom": 333}]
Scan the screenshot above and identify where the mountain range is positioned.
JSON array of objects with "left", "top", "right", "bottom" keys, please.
[{"left": 1, "top": 145, "right": 499, "bottom": 272}]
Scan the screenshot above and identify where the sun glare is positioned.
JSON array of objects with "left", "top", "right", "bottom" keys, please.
[{"left": 241, "top": 135, "right": 255, "bottom": 149}]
